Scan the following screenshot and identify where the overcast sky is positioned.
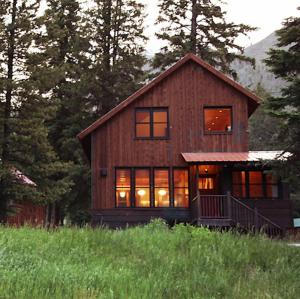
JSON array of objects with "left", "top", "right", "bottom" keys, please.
[{"left": 142, "top": 0, "right": 300, "bottom": 55}]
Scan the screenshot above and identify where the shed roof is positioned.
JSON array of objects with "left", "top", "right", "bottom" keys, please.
[
  {"left": 78, "top": 53, "right": 261, "bottom": 146},
  {"left": 181, "top": 151, "right": 290, "bottom": 163}
]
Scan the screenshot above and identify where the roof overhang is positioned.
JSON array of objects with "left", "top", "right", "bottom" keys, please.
[{"left": 181, "top": 151, "right": 291, "bottom": 163}]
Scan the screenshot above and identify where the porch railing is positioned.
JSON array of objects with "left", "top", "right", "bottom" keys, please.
[{"left": 192, "top": 193, "right": 283, "bottom": 236}]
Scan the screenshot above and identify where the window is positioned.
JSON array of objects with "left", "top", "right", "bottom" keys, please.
[
  {"left": 115, "top": 167, "right": 189, "bottom": 208},
  {"left": 116, "top": 169, "right": 131, "bottom": 207},
  {"left": 249, "top": 171, "right": 263, "bottom": 198},
  {"left": 204, "top": 107, "right": 232, "bottom": 133},
  {"left": 231, "top": 170, "right": 279, "bottom": 199},
  {"left": 198, "top": 177, "right": 215, "bottom": 190},
  {"left": 135, "top": 108, "right": 168, "bottom": 138},
  {"left": 173, "top": 169, "right": 189, "bottom": 207},
  {"left": 135, "top": 169, "right": 150, "bottom": 207},
  {"left": 232, "top": 171, "right": 246, "bottom": 198},
  {"left": 266, "top": 174, "right": 279, "bottom": 198},
  {"left": 154, "top": 169, "right": 170, "bottom": 207}
]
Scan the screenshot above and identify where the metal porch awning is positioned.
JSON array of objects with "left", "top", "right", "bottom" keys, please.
[{"left": 181, "top": 151, "right": 290, "bottom": 163}]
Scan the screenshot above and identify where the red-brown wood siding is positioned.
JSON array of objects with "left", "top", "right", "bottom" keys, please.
[
  {"left": 92, "top": 61, "right": 250, "bottom": 209},
  {"left": 7, "top": 202, "right": 45, "bottom": 226}
]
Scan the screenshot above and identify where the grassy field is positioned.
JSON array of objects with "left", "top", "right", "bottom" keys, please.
[{"left": 0, "top": 220, "right": 299, "bottom": 299}]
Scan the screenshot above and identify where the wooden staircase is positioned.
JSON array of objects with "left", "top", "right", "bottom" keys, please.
[{"left": 191, "top": 193, "right": 283, "bottom": 237}]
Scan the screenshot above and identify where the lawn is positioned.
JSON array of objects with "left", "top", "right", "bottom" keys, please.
[{"left": 0, "top": 220, "right": 299, "bottom": 299}]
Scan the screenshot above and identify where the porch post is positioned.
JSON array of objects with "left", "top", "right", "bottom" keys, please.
[
  {"left": 254, "top": 207, "right": 259, "bottom": 233},
  {"left": 196, "top": 165, "right": 201, "bottom": 218},
  {"left": 226, "top": 191, "right": 232, "bottom": 219}
]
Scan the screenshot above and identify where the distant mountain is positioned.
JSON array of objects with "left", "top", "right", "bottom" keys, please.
[{"left": 232, "top": 32, "right": 285, "bottom": 96}]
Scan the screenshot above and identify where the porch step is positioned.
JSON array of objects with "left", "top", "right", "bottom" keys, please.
[{"left": 195, "top": 218, "right": 233, "bottom": 227}]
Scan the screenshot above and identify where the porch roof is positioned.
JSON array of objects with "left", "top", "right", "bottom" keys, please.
[{"left": 181, "top": 151, "right": 290, "bottom": 163}]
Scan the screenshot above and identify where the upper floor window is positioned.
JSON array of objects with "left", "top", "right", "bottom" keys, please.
[
  {"left": 135, "top": 108, "right": 169, "bottom": 139},
  {"left": 204, "top": 107, "right": 232, "bottom": 133}
]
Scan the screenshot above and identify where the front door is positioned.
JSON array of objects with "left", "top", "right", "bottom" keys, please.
[
  {"left": 198, "top": 175, "right": 217, "bottom": 195},
  {"left": 197, "top": 165, "right": 222, "bottom": 217}
]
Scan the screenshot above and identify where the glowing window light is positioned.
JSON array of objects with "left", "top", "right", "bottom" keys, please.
[
  {"left": 119, "top": 191, "right": 126, "bottom": 198},
  {"left": 158, "top": 189, "right": 167, "bottom": 196},
  {"left": 137, "top": 189, "right": 146, "bottom": 196}
]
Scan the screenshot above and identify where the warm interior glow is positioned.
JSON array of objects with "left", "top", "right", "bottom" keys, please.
[
  {"left": 119, "top": 191, "right": 126, "bottom": 198},
  {"left": 173, "top": 169, "right": 189, "bottom": 207},
  {"left": 137, "top": 189, "right": 146, "bottom": 196},
  {"left": 135, "top": 169, "right": 150, "bottom": 207},
  {"left": 116, "top": 169, "right": 131, "bottom": 207},
  {"left": 154, "top": 169, "right": 169, "bottom": 207},
  {"left": 158, "top": 189, "right": 167, "bottom": 196},
  {"left": 198, "top": 177, "right": 214, "bottom": 190},
  {"left": 136, "top": 109, "right": 168, "bottom": 138},
  {"left": 204, "top": 107, "right": 232, "bottom": 132}
]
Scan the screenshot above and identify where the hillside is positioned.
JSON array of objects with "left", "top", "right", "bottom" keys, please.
[
  {"left": 232, "top": 32, "right": 286, "bottom": 95},
  {"left": 0, "top": 222, "right": 299, "bottom": 299}
]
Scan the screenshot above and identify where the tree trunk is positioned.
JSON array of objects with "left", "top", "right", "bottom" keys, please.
[
  {"left": 0, "top": 0, "right": 17, "bottom": 222},
  {"left": 190, "top": 0, "right": 197, "bottom": 54},
  {"left": 103, "top": 0, "right": 112, "bottom": 72},
  {"left": 2, "top": 0, "right": 17, "bottom": 162}
]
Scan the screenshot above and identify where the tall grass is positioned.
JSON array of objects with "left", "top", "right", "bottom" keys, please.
[{"left": 0, "top": 220, "right": 299, "bottom": 299}]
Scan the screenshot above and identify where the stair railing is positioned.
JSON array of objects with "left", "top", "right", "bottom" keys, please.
[{"left": 230, "top": 195, "right": 283, "bottom": 237}]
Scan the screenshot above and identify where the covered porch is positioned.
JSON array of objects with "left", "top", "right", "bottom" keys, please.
[{"left": 182, "top": 151, "right": 293, "bottom": 235}]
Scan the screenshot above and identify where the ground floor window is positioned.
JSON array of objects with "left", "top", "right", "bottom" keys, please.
[
  {"left": 173, "top": 169, "right": 189, "bottom": 207},
  {"left": 115, "top": 167, "right": 189, "bottom": 208},
  {"left": 116, "top": 169, "right": 131, "bottom": 207},
  {"left": 135, "top": 169, "right": 150, "bottom": 207},
  {"left": 232, "top": 170, "right": 279, "bottom": 199}
]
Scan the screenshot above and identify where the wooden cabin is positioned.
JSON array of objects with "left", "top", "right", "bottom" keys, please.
[
  {"left": 6, "top": 169, "right": 45, "bottom": 226},
  {"left": 78, "top": 53, "right": 293, "bottom": 234}
]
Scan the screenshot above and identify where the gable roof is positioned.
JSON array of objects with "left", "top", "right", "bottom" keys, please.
[{"left": 78, "top": 53, "right": 260, "bottom": 143}]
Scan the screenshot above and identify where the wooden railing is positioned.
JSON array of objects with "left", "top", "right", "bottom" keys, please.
[
  {"left": 230, "top": 195, "right": 283, "bottom": 236},
  {"left": 192, "top": 193, "right": 283, "bottom": 237}
]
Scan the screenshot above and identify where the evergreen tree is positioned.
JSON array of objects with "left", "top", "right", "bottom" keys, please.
[
  {"left": 86, "top": 0, "right": 148, "bottom": 117},
  {"left": 249, "top": 84, "right": 280, "bottom": 151},
  {"left": 30, "top": 0, "right": 94, "bottom": 224},
  {"left": 0, "top": 0, "right": 71, "bottom": 224},
  {"left": 153, "top": 0, "right": 256, "bottom": 77},
  {"left": 264, "top": 10, "right": 300, "bottom": 215}
]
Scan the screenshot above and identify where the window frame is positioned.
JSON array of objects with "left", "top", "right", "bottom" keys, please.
[
  {"left": 231, "top": 170, "right": 280, "bottom": 199},
  {"left": 153, "top": 167, "right": 171, "bottom": 207},
  {"left": 172, "top": 167, "right": 190, "bottom": 208},
  {"left": 135, "top": 107, "right": 169, "bottom": 140},
  {"left": 115, "top": 167, "right": 133, "bottom": 208},
  {"left": 203, "top": 106, "right": 233, "bottom": 135},
  {"left": 115, "top": 167, "right": 190, "bottom": 208}
]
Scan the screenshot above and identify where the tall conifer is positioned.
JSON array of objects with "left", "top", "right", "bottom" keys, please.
[{"left": 153, "top": 0, "right": 256, "bottom": 77}]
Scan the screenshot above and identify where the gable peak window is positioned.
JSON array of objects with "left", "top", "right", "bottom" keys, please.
[
  {"left": 204, "top": 107, "right": 232, "bottom": 133},
  {"left": 135, "top": 108, "right": 169, "bottom": 139}
]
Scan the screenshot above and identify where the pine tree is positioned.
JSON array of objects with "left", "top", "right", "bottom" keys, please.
[
  {"left": 249, "top": 84, "right": 280, "bottom": 151},
  {"left": 264, "top": 10, "right": 300, "bottom": 206},
  {"left": 30, "top": 0, "right": 93, "bottom": 224},
  {"left": 0, "top": 0, "right": 42, "bottom": 221},
  {"left": 0, "top": 0, "right": 72, "bottom": 224},
  {"left": 86, "top": 0, "right": 148, "bottom": 117},
  {"left": 153, "top": 0, "right": 256, "bottom": 77}
]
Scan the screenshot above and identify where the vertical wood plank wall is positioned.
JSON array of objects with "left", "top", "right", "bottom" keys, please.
[{"left": 92, "top": 61, "right": 250, "bottom": 209}]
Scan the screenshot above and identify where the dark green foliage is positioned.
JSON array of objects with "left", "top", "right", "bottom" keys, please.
[
  {"left": 85, "top": 0, "right": 148, "bottom": 117},
  {"left": 249, "top": 84, "right": 281, "bottom": 151},
  {"left": 264, "top": 9, "right": 300, "bottom": 214},
  {"left": 26, "top": 0, "right": 148, "bottom": 223},
  {"left": 0, "top": 223, "right": 299, "bottom": 298},
  {"left": 0, "top": 0, "right": 71, "bottom": 222},
  {"left": 152, "top": 0, "right": 256, "bottom": 77}
]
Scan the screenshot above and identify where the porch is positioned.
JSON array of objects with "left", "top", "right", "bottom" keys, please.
[{"left": 183, "top": 151, "right": 293, "bottom": 236}]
